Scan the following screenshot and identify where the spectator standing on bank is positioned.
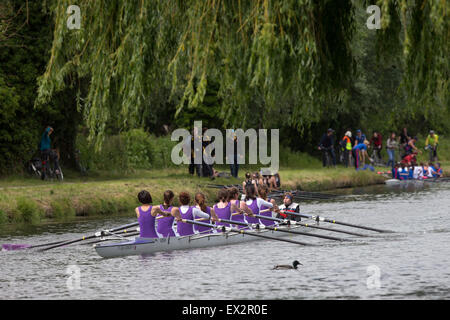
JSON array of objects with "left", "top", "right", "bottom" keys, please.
[
  {"left": 340, "top": 131, "right": 353, "bottom": 167},
  {"left": 318, "top": 128, "right": 336, "bottom": 167},
  {"left": 425, "top": 130, "right": 439, "bottom": 162},
  {"left": 370, "top": 131, "right": 383, "bottom": 163},
  {"left": 399, "top": 127, "right": 410, "bottom": 158},
  {"left": 386, "top": 132, "right": 398, "bottom": 169},
  {"left": 354, "top": 129, "right": 366, "bottom": 147}
]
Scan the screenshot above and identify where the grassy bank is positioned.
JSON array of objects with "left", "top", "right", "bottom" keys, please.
[{"left": 1, "top": 137, "right": 449, "bottom": 225}]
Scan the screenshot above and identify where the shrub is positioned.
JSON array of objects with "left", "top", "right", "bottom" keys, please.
[
  {"left": 16, "top": 198, "right": 42, "bottom": 224},
  {"left": 123, "top": 129, "right": 153, "bottom": 169},
  {"left": 0, "top": 209, "right": 7, "bottom": 224},
  {"left": 51, "top": 198, "right": 76, "bottom": 220}
]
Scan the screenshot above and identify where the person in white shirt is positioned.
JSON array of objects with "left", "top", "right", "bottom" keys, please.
[{"left": 413, "top": 165, "right": 424, "bottom": 179}]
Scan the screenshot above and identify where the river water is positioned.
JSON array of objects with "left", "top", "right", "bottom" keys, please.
[{"left": 1, "top": 181, "right": 449, "bottom": 300}]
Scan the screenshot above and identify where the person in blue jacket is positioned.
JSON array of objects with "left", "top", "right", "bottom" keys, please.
[
  {"left": 354, "top": 129, "right": 367, "bottom": 147},
  {"left": 40, "top": 126, "right": 60, "bottom": 179},
  {"left": 352, "top": 140, "right": 369, "bottom": 169}
]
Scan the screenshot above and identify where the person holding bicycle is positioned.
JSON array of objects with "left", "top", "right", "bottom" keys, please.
[
  {"left": 318, "top": 128, "right": 336, "bottom": 168},
  {"left": 425, "top": 130, "right": 439, "bottom": 162},
  {"left": 39, "top": 126, "right": 60, "bottom": 180},
  {"left": 369, "top": 131, "right": 383, "bottom": 164}
]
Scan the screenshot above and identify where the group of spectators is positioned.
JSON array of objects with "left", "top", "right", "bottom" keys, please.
[
  {"left": 188, "top": 128, "right": 240, "bottom": 179},
  {"left": 319, "top": 127, "right": 440, "bottom": 170}
]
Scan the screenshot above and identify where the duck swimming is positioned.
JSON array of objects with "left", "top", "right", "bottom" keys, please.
[{"left": 272, "top": 260, "right": 302, "bottom": 270}]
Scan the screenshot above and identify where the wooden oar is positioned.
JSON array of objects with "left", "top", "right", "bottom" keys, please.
[
  {"left": 281, "top": 211, "right": 394, "bottom": 233},
  {"left": 40, "top": 221, "right": 140, "bottom": 251},
  {"left": 182, "top": 219, "right": 313, "bottom": 246},
  {"left": 217, "top": 218, "right": 347, "bottom": 242}
]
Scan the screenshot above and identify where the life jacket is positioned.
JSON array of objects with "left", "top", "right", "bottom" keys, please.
[
  {"left": 398, "top": 168, "right": 409, "bottom": 180},
  {"left": 278, "top": 203, "right": 300, "bottom": 220}
]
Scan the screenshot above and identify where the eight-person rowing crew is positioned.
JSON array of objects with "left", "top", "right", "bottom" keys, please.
[{"left": 135, "top": 185, "right": 300, "bottom": 239}]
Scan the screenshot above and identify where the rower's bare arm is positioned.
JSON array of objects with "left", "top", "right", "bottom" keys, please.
[
  {"left": 240, "top": 201, "right": 254, "bottom": 216},
  {"left": 151, "top": 206, "right": 170, "bottom": 217},
  {"left": 210, "top": 207, "right": 219, "bottom": 222},
  {"left": 171, "top": 207, "right": 183, "bottom": 222},
  {"left": 135, "top": 207, "right": 140, "bottom": 218},
  {"left": 230, "top": 201, "right": 240, "bottom": 214},
  {"left": 270, "top": 199, "right": 280, "bottom": 213}
]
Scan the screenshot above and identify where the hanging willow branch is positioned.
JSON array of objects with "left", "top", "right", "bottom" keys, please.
[{"left": 36, "top": 0, "right": 448, "bottom": 149}]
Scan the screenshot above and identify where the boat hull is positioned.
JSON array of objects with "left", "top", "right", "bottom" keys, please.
[{"left": 94, "top": 225, "right": 306, "bottom": 258}]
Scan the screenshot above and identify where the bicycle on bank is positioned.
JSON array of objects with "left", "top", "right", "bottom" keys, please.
[
  {"left": 425, "top": 145, "right": 438, "bottom": 163},
  {"left": 369, "top": 148, "right": 384, "bottom": 166},
  {"left": 339, "top": 148, "right": 354, "bottom": 167},
  {"left": 320, "top": 146, "right": 336, "bottom": 168},
  {"left": 40, "top": 149, "right": 64, "bottom": 181}
]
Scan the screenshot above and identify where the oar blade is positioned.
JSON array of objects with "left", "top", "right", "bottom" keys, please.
[{"left": 2, "top": 244, "right": 32, "bottom": 251}]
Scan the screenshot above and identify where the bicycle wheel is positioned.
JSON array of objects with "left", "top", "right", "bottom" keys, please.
[
  {"left": 55, "top": 167, "right": 64, "bottom": 181},
  {"left": 326, "top": 151, "right": 332, "bottom": 168}
]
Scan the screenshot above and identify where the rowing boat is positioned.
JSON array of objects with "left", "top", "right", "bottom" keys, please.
[
  {"left": 383, "top": 177, "right": 448, "bottom": 186},
  {"left": 94, "top": 224, "right": 309, "bottom": 258}
]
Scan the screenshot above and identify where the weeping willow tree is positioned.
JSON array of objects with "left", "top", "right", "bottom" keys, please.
[
  {"left": 36, "top": 0, "right": 448, "bottom": 149},
  {"left": 376, "top": 0, "right": 449, "bottom": 130}
]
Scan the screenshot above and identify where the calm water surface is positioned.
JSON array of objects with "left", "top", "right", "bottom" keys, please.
[{"left": 1, "top": 182, "right": 449, "bottom": 299}]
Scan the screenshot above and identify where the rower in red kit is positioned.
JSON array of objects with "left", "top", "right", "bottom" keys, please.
[{"left": 277, "top": 192, "right": 301, "bottom": 222}]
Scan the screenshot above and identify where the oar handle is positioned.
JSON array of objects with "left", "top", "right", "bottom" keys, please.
[
  {"left": 231, "top": 208, "right": 271, "bottom": 217},
  {"left": 253, "top": 214, "right": 283, "bottom": 222}
]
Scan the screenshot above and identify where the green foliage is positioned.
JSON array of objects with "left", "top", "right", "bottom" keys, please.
[
  {"left": 123, "top": 129, "right": 153, "bottom": 169},
  {"left": 279, "top": 146, "right": 322, "bottom": 169},
  {"left": 0, "top": 1, "right": 82, "bottom": 174},
  {"left": 377, "top": 0, "right": 449, "bottom": 131},
  {"left": 51, "top": 198, "right": 76, "bottom": 220},
  {"left": 76, "top": 131, "right": 179, "bottom": 172},
  {"left": 0, "top": 209, "right": 6, "bottom": 224},
  {"left": 16, "top": 198, "right": 43, "bottom": 224},
  {"left": 36, "top": 0, "right": 357, "bottom": 148}
]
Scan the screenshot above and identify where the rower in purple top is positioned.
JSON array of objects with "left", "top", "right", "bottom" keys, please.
[
  {"left": 135, "top": 190, "right": 179, "bottom": 238},
  {"left": 257, "top": 184, "right": 280, "bottom": 226},
  {"left": 244, "top": 184, "right": 275, "bottom": 225},
  {"left": 172, "top": 192, "right": 212, "bottom": 236},
  {"left": 228, "top": 187, "right": 254, "bottom": 229},
  {"left": 213, "top": 189, "right": 232, "bottom": 231},
  {"left": 194, "top": 192, "right": 219, "bottom": 234},
  {"left": 156, "top": 190, "right": 178, "bottom": 237}
]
